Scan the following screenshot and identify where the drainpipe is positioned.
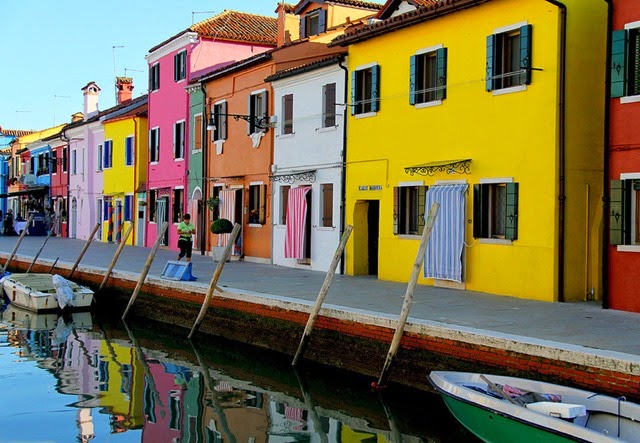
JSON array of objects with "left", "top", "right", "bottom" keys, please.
[
  {"left": 200, "top": 83, "right": 208, "bottom": 255},
  {"left": 601, "top": 0, "right": 613, "bottom": 309},
  {"left": 338, "top": 56, "right": 348, "bottom": 275}
]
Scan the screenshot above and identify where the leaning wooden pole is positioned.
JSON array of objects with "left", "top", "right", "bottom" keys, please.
[
  {"left": 1, "top": 214, "right": 35, "bottom": 275},
  {"left": 48, "top": 257, "right": 59, "bottom": 274},
  {"left": 188, "top": 223, "right": 241, "bottom": 339},
  {"left": 292, "top": 225, "right": 353, "bottom": 366},
  {"left": 374, "top": 203, "right": 440, "bottom": 389},
  {"left": 26, "top": 217, "right": 57, "bottom": 273},
  {"left": 98, "top": 223, "right": 134, "bottom": 292},
  {"left": 68, "top": 222, "right": 100, "bottom": 279},
  {"left": 122, "top": 222, "right": 169, "bottom": 320}
]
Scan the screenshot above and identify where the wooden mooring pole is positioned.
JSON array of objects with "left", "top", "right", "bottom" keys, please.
[
  {"left": 122, "top": 222, "right": 169, "bottom": 320},
  {"left": 374, "top": 203, "right": 439, "bottom": 389},
  {"left": 188, "top": 223, "right": 241, "bottom": 339},
  {"left": 68, "top": 223, "right": 100, "bottom": 279},
  {"left": 292, "top": 225, "right": 353, "bottom": 366},
  {"left": 48, "top": 257, "right": 59, "bottom": 274},
  {"left": 26, "top": 216, "right": 57, "bottom": 273},
  {"left": 1, "top": 214, "right": 34, "bottom": 275},
  {"left": 98, "top": 223, "right": 133, "bottom": 292}
]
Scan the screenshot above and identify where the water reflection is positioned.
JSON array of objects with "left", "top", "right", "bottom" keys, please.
[{"left": 0, "top": 303, "right": 477, "bottom": 442}]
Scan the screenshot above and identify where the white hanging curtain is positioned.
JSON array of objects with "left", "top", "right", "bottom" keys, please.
[
  {"left": 284, "top": 186, "right": 312, "bottom": 259},
  {"left": 218, "top": 189, "right": 236, "bottom": 247}
]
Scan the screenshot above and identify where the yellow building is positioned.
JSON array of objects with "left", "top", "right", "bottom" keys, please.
[
  {"left": 101, "top": 95, "right": 148, "bottom": 245},
  {"left": 332, "top": 0, "right": 608, "bottom": 302}
]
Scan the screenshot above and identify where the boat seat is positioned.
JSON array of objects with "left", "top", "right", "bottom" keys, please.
[{"left": 526, "top": 401, "right": 587, "bottom": 419}]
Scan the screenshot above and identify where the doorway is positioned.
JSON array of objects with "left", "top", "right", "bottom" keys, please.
[
  {"left": 353, "top": 200, "right": 379, "bottom": 276},
  {"left": 156, "top": 197, "right": 169, "bottom": 246},
  {"left": 137, "top": 201, "right": 146, "bottom": 246},
  {"left": 70, "top": 198, "right": 77, "bottom": 239},
  {"left": 367, "top": 200, "right": 379, "bottom": 275}
]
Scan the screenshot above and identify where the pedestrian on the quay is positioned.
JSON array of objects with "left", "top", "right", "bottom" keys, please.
[
  {"left": 176, "top": 213, "right": 195, "bottom": 262},
  {"left": 4, "top": 208, "right": 15, "bottom": 236}
]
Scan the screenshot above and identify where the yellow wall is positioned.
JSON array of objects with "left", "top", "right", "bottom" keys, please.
[{"left": 344, "top": 0, "right": 607, "bottom": 302}]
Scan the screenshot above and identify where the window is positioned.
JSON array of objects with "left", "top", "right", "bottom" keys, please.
[
  {"left": 174, "top": 50, "right": 186, "bottom": 82},
  {"left": 193, "top": 115, "right": 202, "bottom": 151},
  {"left": 473, "top": 182, "right": 519, "bottom": 240},
  {"left": 610, "top": 177, "right": 640, "bottom": 246},
  {"left": 393, "top": 185, "right": 426, "bottom": 235},
  {"left": 104, "top": 140, "right": 113, "bottom": 168},
  {"left": 486, "top": 24, "right": 532, "bottom": 91},
  {"left": 300, "top": 9, "right": 326, "bottom": 38},
  {"left": 352, "top": 64, "right": 380, "bottom": 115},
  {"left": 210, "top": 186, "right": 221, "bottom": 220},
  {"left": 149, "top": 127, "right": 159, "bottom": 163},
  {"left": 71, "top": 150, "right": 77, "bottom": 175},
  {"left": 410, "top": 48, "right": 447, "bottom": 105},
  {"left": 322, "top": 83, "right": 336, "bottom": 127},
  {"left": 97, "top": 144, "right": 103, "bottom": 171},
  {"left": 248, "top": 184, "right": 266, "bottom": 224},
  {"left": 320, "top": 183, "right": 333, "bottom": 227},
  {"left": 30, "top": 157, "right": 35, "bottom": 174},
  {"left": 212, "top": 102, "right": 227, "bottom": 141},
  {"left": 149, "top": 63, "right": 160, "bottom": 91},
  {"left": 125, "top": 136, "right": 134, "bottom": 166},
  {"left": 612, "top": 26, "right": 640, "bottom": 99},
  {"left": 148, "top": 190, "right": 156, "bottom": 222},
  {"left": 248, "top": 91, "right": 268, "bottom": 134},
  {"left": 124, "top": 195, "right": 134, "bottom": 221},
  {"left": 174, "top": 121, "right": 185, "bottom": 159},
  {"left": 282, "top": 94, "right": 293, "bottom": 135},
  {"left": 280, "top": 185, "right": 290, "bottom": 225},
  {"left": 51, "top": 152, "right": 57, "bottom": 174},
  {"left": 172, "top": 188, "right": 184, "bottom": 223},
  {"left": 62, "top": 148, "right": 67, "bottom": 173}
]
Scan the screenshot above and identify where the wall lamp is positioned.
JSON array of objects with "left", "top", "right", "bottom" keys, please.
[{"left": 207, "top": 113, "right": 274, "bottom": 132}]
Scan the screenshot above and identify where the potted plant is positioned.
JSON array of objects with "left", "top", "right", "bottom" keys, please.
[
  {"left": 210, "top": 218, "right": 233, "bottom": 234},
  {"left": 206, "top": 196, "right": 220, "bottom": 211}
]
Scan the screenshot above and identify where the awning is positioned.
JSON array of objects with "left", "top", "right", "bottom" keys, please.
[
  {"left": 0, "top": 185, "right": 49, "bottom": 198},
  {"left": 269, "top": 169, "right": 316, "bottom": 184},
  {"left": 405, "top": 159, "right": 471, "bottom": 176}
]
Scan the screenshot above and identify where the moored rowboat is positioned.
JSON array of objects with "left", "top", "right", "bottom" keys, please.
[
  {"left": 1, "top": 273, "right": 94, "bottom": 312},
  {"left": 429, "top": 371, "right": 640, "bottom": 442}
]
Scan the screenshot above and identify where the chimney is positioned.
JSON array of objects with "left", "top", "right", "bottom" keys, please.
[
  {"left": 81, "top": 82, "right": 101, "bottom": 120},
  {"left": 276, "top": 3, "right": 299, "bottom": 47},
  {"left": 116, "top": 76, "right": 134, "bottom": 104},
  {"left": 71, "top": 112, "right": 84, "bottom": 123}
]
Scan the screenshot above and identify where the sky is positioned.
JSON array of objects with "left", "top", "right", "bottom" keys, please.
[{"left": 0, "top": 1, "right": 298, "bottom": 132}]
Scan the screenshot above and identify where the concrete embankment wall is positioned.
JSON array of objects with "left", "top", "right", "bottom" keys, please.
[{"left": 8, "top": 257, "right": 640, "bottom": 398}]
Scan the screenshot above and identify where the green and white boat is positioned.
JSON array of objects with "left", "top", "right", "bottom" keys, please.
[{"left": 429, "top": 371, "right": 640, "bottom": 442}]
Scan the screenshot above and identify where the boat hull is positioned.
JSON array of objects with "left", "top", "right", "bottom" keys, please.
[{"left": 2, "top": 274, "right": 94, "bottom": 313}]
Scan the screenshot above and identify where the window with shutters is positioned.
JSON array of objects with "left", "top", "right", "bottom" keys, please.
[
  {"left": 193, "top": 114, "right": 202, "bottom": 151},
  {"left": 212, "top": 102, "right": 228, "bottom": 141},
  {"left": 410, "top": 47, "right": 447, "bottom": 105},
  {"left": 62, "top": 148, "right": 67, "bottom": 173},
  {"left": 174, "top": 50, "right": 186, "bottom": 82},
  {"left": 320, "top": 183, "right": 333, "bottom": 227},
  {"left": 174, "top": 121, "right": 185, "bottom": 159},
  {"left": 97, "top": 144, "right": 103, "bottom": 171},
  {"left": 352, "top": 64, "right": 380, "bottom": 116},
  {"left": 172, "top": 189, "right": 184, "bottom": 223},
  {"left": 282, "top": 94, "right": 294, "bottom": 135},
  {"left": 249, "top": 184, "right": 266, "bottom": 225},
  {"left": 125, "top": 136, "right": 134, "bottom": 166},
  {"left": 149, "top": 127, "right": 159, "bottom": 163},
  {"left": 393, "top": 185, "right": 427, "bottom": 236},
  {"left": 322, "top": 82, "right": 336, "bottom": 127},
  {"left": 104, "top": 140, "right": 113, "bottom": 169},
  {"left": 486, "top": 24, "right": 532, "bottom": 93},
  {"left": 71, "top": 150, "right": 77, "bottom": 175},
  {"left": 610, "top": 176, "right": 640, "bottom": 248},
  {"left": 124, "top": 195, "right": 134, "bottom": 221},
  {"left": 51, "top": 152, "right": 57, "bottom": 174},
  {"left": 280, "top": 185, "right": 290, "bottom": 225},
  {"left": 611, "top": 24, "right": 640, "bottom": 101},
  {"left": 149, "top": 63, "right": 160, "bottom": 91},
  {"left": 248, "top": 91, "right": 268, "bottom": 134},
  {"left": 300, "top": 9, "right": 326, "bottom": 38},
  {"left": 473, "top": 181, "right": 519, "bottom": 241}
]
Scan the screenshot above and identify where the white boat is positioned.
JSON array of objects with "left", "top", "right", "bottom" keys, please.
[
  {"left": 1, "top": 273, "right": 94, "bottom": 312},
  {"left": 429, "top": 371, "right": 640, "bottom": 442},
  {"left": 2, "top": 303, "right": 92, "bottom": 330}
]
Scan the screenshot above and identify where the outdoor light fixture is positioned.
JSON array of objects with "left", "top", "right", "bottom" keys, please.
[{"left": 207, "top": 113, "right": 272, "bottom": 132}]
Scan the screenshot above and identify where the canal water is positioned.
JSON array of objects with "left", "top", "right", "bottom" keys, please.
[{"left": 0, "top": 302, "right": 479, "bottom": 442}]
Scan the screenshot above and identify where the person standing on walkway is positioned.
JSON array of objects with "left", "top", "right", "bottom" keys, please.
[{"left": 177, "top": 213, "right": 195, "bottom": 262}]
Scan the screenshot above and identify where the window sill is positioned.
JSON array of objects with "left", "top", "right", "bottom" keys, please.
[
  {"left": 616, "top": 245, "right": 640, "bottom": 252},
  {"left": 355, "top": 111, "right": 377, "bottom": 119},
  {"left": 150, "top": 162, "right": 159, "bottom": 166},
  {"left": 317, "top": 125, "right": 338, "bottom": 133},
  {"left": 397, "top": 234, "right": 421, "bottom": 240},
  {"left": 174, "top": 158, "right": 185, "bottom": 162},
  {"left": 620, "top": 95, "right": 640, "bottom": 104},
  {"left": 277, "top": 133, "right": 295, "bottom": 139},
  {"left": 248, "top": 223, "right": 264, "bottom": 228},
  {"left": 492, "top": 85, "right": 527, "bottom": 96},
  {"left": 315, "top": 226, "right": 335, "bottom": 231},
  {"left": 415, "top": 100, "right": 443, "bottom": 109},
  {"left": 479, "top": 238, "right": 513, "bottom": 245}
]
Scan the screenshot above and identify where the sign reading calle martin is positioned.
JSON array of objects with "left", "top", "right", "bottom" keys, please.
[{"left": 358, "top": 185, "right": 383, "bottom": 191}]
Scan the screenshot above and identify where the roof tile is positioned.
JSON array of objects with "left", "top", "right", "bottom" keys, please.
[{"left": 191, "top": 10, "right": 278, "bottom": 46}]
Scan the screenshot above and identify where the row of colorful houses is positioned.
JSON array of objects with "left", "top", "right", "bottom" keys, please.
[{"left": 3, "top": 0, "right": 640, "bottom": 312}]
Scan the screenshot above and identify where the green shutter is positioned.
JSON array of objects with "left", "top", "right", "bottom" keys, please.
[
  {"left": 418, "top": 186, "right": 427, "bottom": 234},
  {"left": 611, "top": 30, "right": 628, "bottom": 98},
  {"left": 371, "top": 64, "right": 380, "bottom": 112},
  {"left": 319, "top": 9, "right": 327, "bottom": 33},
  {"left": 436, "top": 48, "right": 447, "bottom": 100},
  {"left": 505, "top": 182, "right": 519, "bottom": 240},
  {"left": 610, "top": 179, "right": 625, "bottom": 245},
  {"left": 473, "top": 184, "right": 484, "bottom": 238},
  {"left": 393, "top": 187, "right": 399, "bottom": 235},
  {"left": 351, "top": 71, "right": 357, "bottom": 116},
  {"left": 486, "top": 34, "right": 495, "bottom": 92},
  {"left": 409, "top": 55, "right": 417, "bottom": 105},
  {"left": 174, "top": 53, "right": 179, "bottom": 82},
  {"left": 520, "top": 25, "right": 532, "bottom": 85},
  {"left": 300, "top": 16, "right": 307, "bottom": 38}
]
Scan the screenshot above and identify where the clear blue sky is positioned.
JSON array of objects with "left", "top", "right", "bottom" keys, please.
[{"left": 0, "top": 1, "right": 294, "bottom": 131}]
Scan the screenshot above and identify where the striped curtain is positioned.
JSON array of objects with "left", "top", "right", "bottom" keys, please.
[
  {"left": 218, "top": 189, "right": 236, "bottom": 247},
  {"left": 284, "top": 186, "right": 312, "bottom": 259},
  {"left": 424, "top": 184, "right": 468, "bottom": 282}
]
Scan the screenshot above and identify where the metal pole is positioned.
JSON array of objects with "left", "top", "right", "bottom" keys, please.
[
  {"left": 1, "top": 213, "right": 34, "bottom": 274},
  {"left": 188, "top": 223, "right": 241, "bottom": 339},
  {"left": 26, "top": 216, "right": 57, "bottom": 273},
  {"left": 98, "top": 223, "right": 133, "bottom": 292},
  {"left": 292, "top": 225, "right": 353, "bottom": 366},
  {"left": 375, "top": 203, "right": 439, "bottom": 389},
  {"left": 68, "top": 223, "right": 100, "bottom": 279},
  {"left": 122, "top": 222, "right": 169, "bottom": 319}
]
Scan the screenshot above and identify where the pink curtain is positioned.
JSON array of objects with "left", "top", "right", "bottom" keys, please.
[
  {"left": 284, "top": 187, "right": 311, "bottom": 259},
  {"left": 218, "top": 189, "right": 236, "bottom": 247}
]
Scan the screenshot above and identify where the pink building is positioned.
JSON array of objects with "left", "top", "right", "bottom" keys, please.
[{"left": 144, "top": 11, "right": 277, "bottom": 249}]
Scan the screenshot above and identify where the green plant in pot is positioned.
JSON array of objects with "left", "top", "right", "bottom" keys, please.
[
  {"left": 206, "top": 196, "right": 220, "bottom": 211},
  {"left": 210, "top": 218, "right": 233, "bottom": 234}
]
